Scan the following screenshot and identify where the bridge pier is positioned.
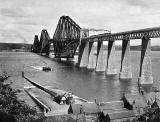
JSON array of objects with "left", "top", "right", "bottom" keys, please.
[
  {"left": 119, "top": 38, "right": 132, "bottom": 80},
  {"left": 138, "top": 36, "right": 153, "bottom": 87},
  {"left": 77, "top": 29, "right": 89, "bottom": 67},
  {"left": 106, "top": 40, "right": 117, "bottom": 75},
  {"left": 79, "top": 41, "right": 89, "bottom": 67},
  {"left": 87, "top": 42, "right": 96, "bottom": 69},
  {"left": 77, "top": 41, "right": 85, "bottom": 66},
  {"left": 96, "top": 41, "right": 105, "bottom": 72}
]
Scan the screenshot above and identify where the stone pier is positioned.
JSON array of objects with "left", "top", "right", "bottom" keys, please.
[
  {"left": 106, "top": 40, "right": 117, "bottom": 75},
  {"left": 87, "top": 42, "right": 96, "bottom": 69},
  {"left": 139, "top": 36, "right": 153, "bottom": 86},
  {"left": 77, "top": 29, "right": 89, "bottom": 67},
  {"left": 77, "top": 41, "right": 85, "bottom": 66},
  {"left": 96, "top": 41, "right": 105, "bottom": 72},
  {"left": 119, "top": 37, "right": 132, "bottom": 80},
  {"left": 79, "top": 41, "right": 89, "bottom": 67}
]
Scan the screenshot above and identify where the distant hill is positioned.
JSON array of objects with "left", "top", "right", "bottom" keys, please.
[{"left": 0, "top": 43, "right": 32, "bottom": 51}]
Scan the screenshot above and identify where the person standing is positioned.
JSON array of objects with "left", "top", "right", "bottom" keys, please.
[{"left": 80, "top": 105, "right": 83, "bottom": 114}]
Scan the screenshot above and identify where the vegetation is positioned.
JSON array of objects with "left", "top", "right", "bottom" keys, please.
[
  {"left": 137, "top": 106, "right": 160, "bottom": 122},
  {"left": 0, "top": 73, "right": 45, "bottom": 122}
]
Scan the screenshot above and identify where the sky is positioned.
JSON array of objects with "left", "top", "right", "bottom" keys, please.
[{"left": 0, "top": 0, "right": 160, "bottom": 45}]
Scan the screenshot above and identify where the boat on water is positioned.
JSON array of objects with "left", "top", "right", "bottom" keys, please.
[
  {"left": 29, "top": 65, "right": 52, "bottom": 71},
  {"left": 42, "top": 66, "right": 51, "bottom": 71}
]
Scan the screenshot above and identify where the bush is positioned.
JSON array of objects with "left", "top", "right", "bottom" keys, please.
[{"left": 0, "top": 73, "right": 45, "bottom": 122}]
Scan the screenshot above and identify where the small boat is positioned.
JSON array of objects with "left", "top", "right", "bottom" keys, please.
[
  {"left": 42, "top": 61, "right": 51, "bottom": 71},
  {"left": 42, "top": 66, "right": 51, "bottom": 71}
]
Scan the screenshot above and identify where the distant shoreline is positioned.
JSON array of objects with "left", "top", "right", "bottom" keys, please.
[{"left": 0, "top": 42, "right": 32, "bottom": 51}]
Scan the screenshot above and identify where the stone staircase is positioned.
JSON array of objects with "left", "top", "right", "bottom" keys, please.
[
  {"left": 108, "top": 111, "right": 135, "bottom": 121},
  {"left": 99, "top": 101, "right": 135, "bottom": 121},
  {"left": 99, "top": 101, "right": 124, "bottom": 111}
]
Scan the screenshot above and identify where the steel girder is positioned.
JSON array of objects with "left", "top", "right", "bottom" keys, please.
[
  {"left": 82, "top": 26, "right": 160, "bottom": 42},
  {"left": 32, "top": 35, "right": 40, "bottom": 53},
  {"left": 53, "top": 16, "right": 81, "bottom": 58},
  {"left": 39, "top": 29, "right": 50, "bottom": 55}
]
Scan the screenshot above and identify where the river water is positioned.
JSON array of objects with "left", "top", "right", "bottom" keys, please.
[{"left": 0, "top": 51, "right": 160, "bottom": 106}]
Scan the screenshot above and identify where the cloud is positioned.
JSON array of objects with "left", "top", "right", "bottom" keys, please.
[
  {"left": 0, "top": 8, "right": 27, "bottom": 18},
  {"left": 0, "top": 0, "right": 160, "bottom": 45},
  {"left": 0, "top": 30, "right": 22, "bottom": 43},
  {"left": 125, "top": 0, "right": 160, "bottom": 9}
]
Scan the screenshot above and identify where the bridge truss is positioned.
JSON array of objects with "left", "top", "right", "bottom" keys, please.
[
  {"left": 39, "top": 29, "right": 50, "bottom": 55},
  {"left": 32, "top": 35, "right": 40, "bottom": 53},
  {"left": 53, "top": 16, "right": 81, "bottom": 58}
]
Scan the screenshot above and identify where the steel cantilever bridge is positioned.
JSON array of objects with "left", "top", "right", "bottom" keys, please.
[
  {"left": 32, "top": 15, "right": 160, "bottom": 85},
  {"left": 32, "top": 15, "right": 160, "bottom": 58}
]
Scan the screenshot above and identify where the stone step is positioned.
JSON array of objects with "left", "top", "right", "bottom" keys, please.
[
  {"left": 71, "top": 101, "right": 125, "bottom": 115},
  {"left": 107, "top": 110, "right": 135, "bottom": 120},
  {"left": 101, "top": 108, "right": 127, "bottom": 114},
  {"left": 72, "top": 102, "right": 98, "bottom": 114},
  {"left": 99, "top": 101, "right": 124, "bottom": 111},
  {"left": 125, "top": 93, "right": 148, "bottom": 108}
]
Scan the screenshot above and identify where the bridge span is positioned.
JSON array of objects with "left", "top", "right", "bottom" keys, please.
[
  {"left": 83, "top": 26, "right": 160, "bottom": 41},
  {"left": 79, "top": 26, "right": 160, "bottom": 87},
  {"left": 31, "top": 16, "right": 160, "bottom": 87}
]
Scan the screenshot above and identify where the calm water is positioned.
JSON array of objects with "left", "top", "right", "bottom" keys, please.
[{"left": 0, "top": 51, "right": 160, "bottom": 104}]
